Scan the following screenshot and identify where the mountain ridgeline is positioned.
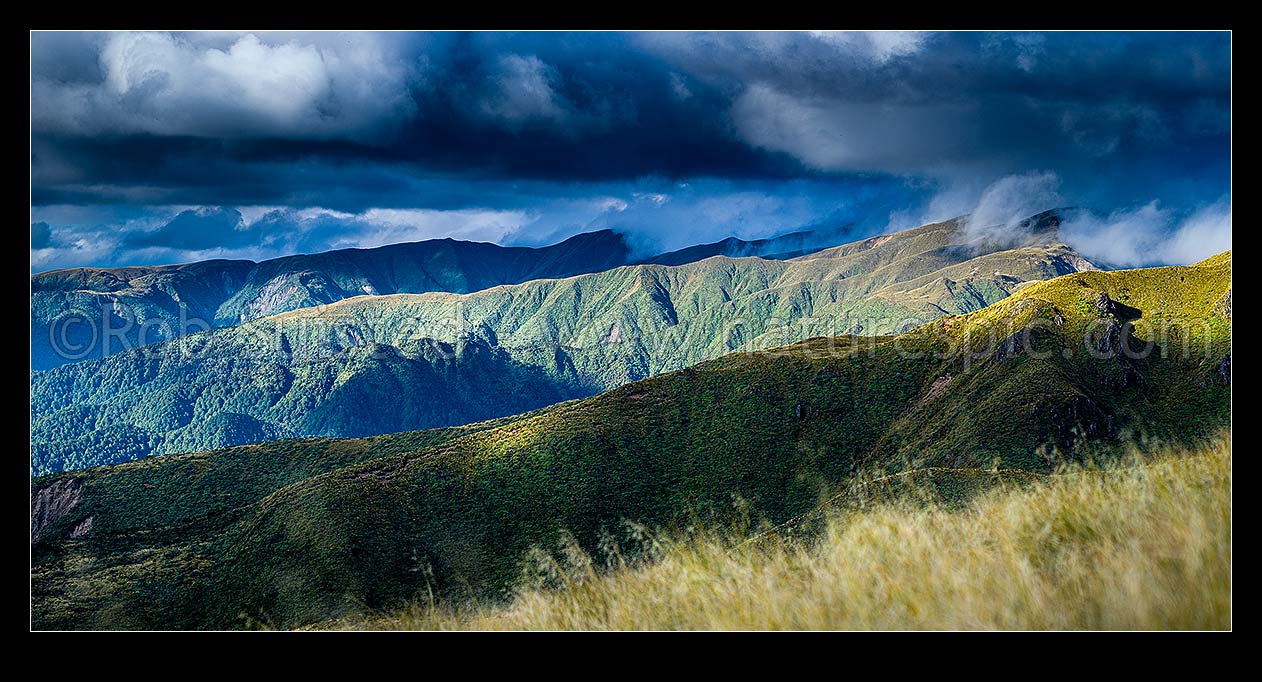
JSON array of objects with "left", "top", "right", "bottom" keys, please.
[
  {"left": 30, "top": 251, "right": 1232, "bottom": 629},
  {"left": 636, "top": 221, "right": 863, "bottom": 265},
  {"left": 31, "top": 230, "right": 631, "bottom": 371},
  {"left": 31, "top": 226, "right": 858, "bottom": 372},
  {"left": 31, "top": 214, "right": 1097, "bottom": 475}
]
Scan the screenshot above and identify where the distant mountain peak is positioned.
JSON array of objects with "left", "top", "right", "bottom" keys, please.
[{"left": 637, "top": 222, "right": 859, "bottom": 267}]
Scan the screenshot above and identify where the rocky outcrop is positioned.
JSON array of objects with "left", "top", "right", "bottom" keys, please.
[
  {"left": 1052, "top": 394, "right": 1115, "bottom": 447},
  {"left": 993, "top": 329, "right": 1027, "bottom": 363},
  {"left": 70, "top": 516, "right": 94, "bottom": 538},
  {"left": 31, "top": 478, "right": 82, "bottom": 543},
  {"left": 1088, "top": 318, "right": 1126, "bottom": 356},
  {"left": 1215, "top": 289, "right": 1232, "bottom": 319},
  {"left": 919, "top": 375, "right": 954, "bottom": 404},
  {"left": 1053, "top": 253, "right": 1100, "bottom": 275},
  {"left": 1093, "top": 292, "right": 1141, "bottom": 321}
]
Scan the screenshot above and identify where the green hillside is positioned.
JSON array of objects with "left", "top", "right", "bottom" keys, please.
[
  {"left": 30, "top": 230, "right": 633, "bottom": 371},
  {"left": 30, "top": 216, "right": 1096, "bottom": 475},
  {"left": 30, "top": 253, "right": 1229, "bottom": 629},
  {"left": 345, "top": 436, "right": 1230, "bottom": 631},
  {"left": 31, "top": 259, "right": 254, "bottom": 371},
  {"left": 31, "top": 225, "right": 853, "bottom": 372}
]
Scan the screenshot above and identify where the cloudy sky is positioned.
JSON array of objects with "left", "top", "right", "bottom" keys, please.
[{"left": 30, "top": 30, "right": 1231, "bottom": 272}]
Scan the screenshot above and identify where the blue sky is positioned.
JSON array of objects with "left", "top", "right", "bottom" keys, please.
[{"left": 30, "top": 30, "right": 1231, "bottom": 272}]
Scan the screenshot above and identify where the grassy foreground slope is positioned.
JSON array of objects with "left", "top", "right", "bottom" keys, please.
[
  {"left": 31, "top": 253, "right": 1228, "bottom": 629},
  {"left": 350, "top": 436, "right": 1230, "bottom": 631},
  {"left": 31, "top": 215, "right": 1094, "bottom": 474}
]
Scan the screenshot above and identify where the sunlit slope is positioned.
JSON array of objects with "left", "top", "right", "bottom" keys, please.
[{"left": 348, "top": 437, "right": 1230, "bottom": 631}]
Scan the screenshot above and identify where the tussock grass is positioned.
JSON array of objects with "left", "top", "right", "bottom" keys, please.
[{"left": 350, "top": 436, "right": 1231, "bottom": 630}]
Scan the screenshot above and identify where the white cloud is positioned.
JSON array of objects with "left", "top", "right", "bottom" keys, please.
[
  {"left": 478, "top": 54, "right": 570, "bottom": 127},
  {"left": 1059, "top": 202, "right": 1168, "bottom": 266},
  {"left": 634, "top": 192, "right": 670, "bottom": 206},
  {"left": 807, "top": 31, "right": 930, "bottom": 62},
  {"left": 294, "top": 207, "right": 355, "bottom": 222},
  {"left": 352, "top": 208, "right": 534, "bottom": 247},
  {"left": 237, "top": 205, "right": 287, "bottom": 226},
  {"left": 1164, "top": 200, "right": 1232, "bottom": 263},
  {"left": 730, "top": 83, "right": 972, "bottom": 173},
  {"left": 29, "top": 248, "right": 60, "bottom": 271},
  {"left": 958, "top": 171, "right": 1064, "bottom": 246},
  {"left": 885, "top": 175, "right": 1231, "bottom": 267},
  {"left": 592, "top": 197, "right": 630, "bottom": 213},
  {"left": 1060, "top": 198, "right": 1232, "bottom": 266},
  {"left": 106, "top": 33, "right": 327, "bottom": 122},
  {"left": 33, "top": 32, "right": 415, "bottom": 140},
  {"left": 732, "top": 84, "right": 849, "bottom": 170}
]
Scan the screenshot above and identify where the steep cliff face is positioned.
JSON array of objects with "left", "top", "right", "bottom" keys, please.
[{"left": 31, "top": 478, "right": 81, "bottom": 542}]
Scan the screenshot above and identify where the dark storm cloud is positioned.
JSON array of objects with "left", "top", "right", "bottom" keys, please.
[
  {"left": 29, "top": 31, "right": 1230, "bottom": 271},
  {"left": 638, "top": 31, "right": 1229, "bottom": 201},
  {"left": 31, "top": 222, "right": 52, "bottom": 249},
  {"left": 30, "top": 31, "right": 1229, "bottom": 202},
  {"left": 29, "top": 31, "right": 105, "bottom": 84},
  {"left": 123, "top": 207, "right": 252, "bottom": 250},
  {"left": 31, "top": 134, "right": 421, "bottom": 211}
]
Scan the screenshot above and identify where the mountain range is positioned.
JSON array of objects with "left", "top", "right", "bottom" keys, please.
[
  {"left": 31, "top": 225, "right": 865, "bottom": 372},
  {"left": 31, "top": 229, "right": 628, "bottom": 371},
  {"left": 30, "top": 250, "right": 1232, "bottom": 629},
  {"left": 31, "top": 212, "right": 1097, "bottom": 475}
]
